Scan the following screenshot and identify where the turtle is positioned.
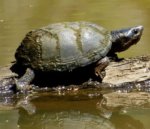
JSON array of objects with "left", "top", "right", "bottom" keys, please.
[{"left": 11, "top": 21, "right": 143, "bottom": 90}]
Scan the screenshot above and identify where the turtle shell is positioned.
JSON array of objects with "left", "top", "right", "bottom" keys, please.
[{"left": 15, "top": 22, "right": 112, "bottom": 72}]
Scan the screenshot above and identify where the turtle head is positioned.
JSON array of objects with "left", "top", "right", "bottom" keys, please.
[{"left": 110, "top": 25, "right": 143, "bottom": 53}]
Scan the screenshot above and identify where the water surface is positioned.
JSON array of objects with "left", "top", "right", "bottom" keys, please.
[{"left": 0, "top": 92, "right": 150, "bottom": 129}]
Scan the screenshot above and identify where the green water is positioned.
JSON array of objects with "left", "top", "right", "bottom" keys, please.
[{"left": 0, "top": 0, "right": 150, "bottom": 129}]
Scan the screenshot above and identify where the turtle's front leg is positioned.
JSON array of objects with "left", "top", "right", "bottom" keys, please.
[
  {"left": 94, "top": 57, "right": 110, "bottom": 80},
  {"left": 15, "top": 68, "right": 35, "bottom": 91}
]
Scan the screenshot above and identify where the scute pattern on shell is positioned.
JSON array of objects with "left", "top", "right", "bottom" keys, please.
[{"left": 15, "top": 22, "right": 112, "bottom": 72}]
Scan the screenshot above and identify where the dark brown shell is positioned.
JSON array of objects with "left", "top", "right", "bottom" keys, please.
[{"left": 15, "top": 22, "right": 112, "bottom": 71}]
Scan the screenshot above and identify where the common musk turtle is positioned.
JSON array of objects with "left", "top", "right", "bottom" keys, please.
[{"left": 12, "top": 22, "right": 143, "bottom": 90}]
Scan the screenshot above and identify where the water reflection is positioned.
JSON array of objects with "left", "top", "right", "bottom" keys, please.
[
  {"left": 18, "top": 109, "right": 115, "bottom": 129},
  {"left": 0, "top": 92, "right": 149, "bottom": 129}
]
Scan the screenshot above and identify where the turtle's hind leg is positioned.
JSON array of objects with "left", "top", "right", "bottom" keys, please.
[
  {"left": 94, "top": 57, "right": 110, "bottom": 80},
  {"left": 15, "top": 68, "right": 35, "bottom": 91}
]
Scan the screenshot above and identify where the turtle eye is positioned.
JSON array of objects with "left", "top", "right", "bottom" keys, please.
[{"left": 133, "top": 29, "right": 138, "bottom": 34}]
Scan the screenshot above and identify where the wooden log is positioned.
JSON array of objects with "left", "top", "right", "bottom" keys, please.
[
  {"left": 103, "top": 55, "right": 150, "bottom": 85},
  {"left": 0, "top": 55, "right": 149, "bottom": 89},
  {"left": 0, "top": 56, "right": 149, "bottom": 109}
]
